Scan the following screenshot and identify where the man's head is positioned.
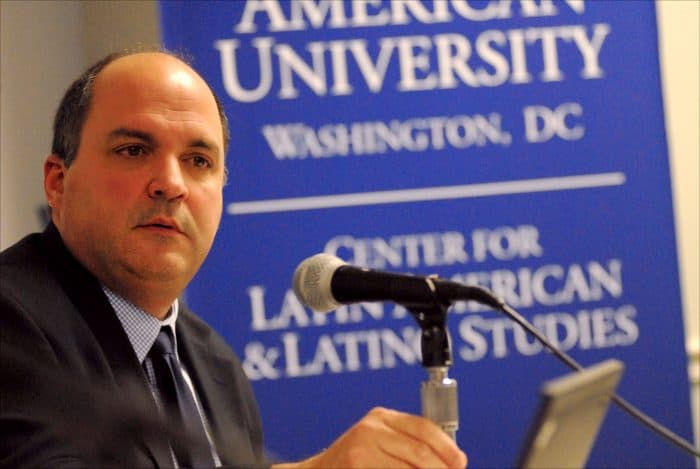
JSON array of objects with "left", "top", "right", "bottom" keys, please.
[
  {"left": 51, "top": 50, "right": 230, "bottom": 167},
  {"left": 44, "top": 51, "right": 228, "bottom": 318}
]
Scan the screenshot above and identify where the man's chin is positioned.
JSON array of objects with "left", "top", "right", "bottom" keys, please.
[{"left": 123, "top": 253, "right": 194, "bottom": 284}]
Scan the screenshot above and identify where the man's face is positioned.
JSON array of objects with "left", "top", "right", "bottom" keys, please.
[{"left": 45, "top": 53, "right": 226, "bottom": 315}]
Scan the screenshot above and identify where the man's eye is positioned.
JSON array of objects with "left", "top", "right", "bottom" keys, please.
[
  {"left": 190, "top": 155, "right": 212, "bottom": 168},
  {"left": 117, "top": 145, "right": 146, "bottom": 157}
]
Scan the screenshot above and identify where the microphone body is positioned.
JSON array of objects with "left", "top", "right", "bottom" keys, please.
[
  {"left": 331, "top": 265, "right": 455, "bottom": 309},
  {"left": 293, "top": 253, "right": 501, "bottom": 313}
]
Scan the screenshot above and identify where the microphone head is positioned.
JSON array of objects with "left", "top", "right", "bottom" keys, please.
[{"left": 292, "top": 253, "right": 347, "bottom": 313}]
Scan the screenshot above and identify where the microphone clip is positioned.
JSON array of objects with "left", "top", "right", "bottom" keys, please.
[
  {"left": 407, "top": 276, "right": 453, "bottom": 368},
  {"left": 409, "top": 301, "right": 452, "bottom": 368}
]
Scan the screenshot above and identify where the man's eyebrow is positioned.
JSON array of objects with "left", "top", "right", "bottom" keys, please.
[
  {"left": 107, "top": 127, "right": 156, "bottom": 145},
  {"left": 189, "top": 138, "right": 221, "bottom": 155}
]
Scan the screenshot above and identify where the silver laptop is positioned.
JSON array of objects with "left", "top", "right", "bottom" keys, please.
[{"left": 516, "top": 359, "right": 624, "bottom": 469}]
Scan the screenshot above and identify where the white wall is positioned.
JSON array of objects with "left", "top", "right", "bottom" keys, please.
[
  {"left": 1, "top": 1, "right": 85, "bottom": 248},
  {"left": 1, "top": 0, "right": 698, "bottom": 454},
  {"left": 1, "top": 0, "right": 159, "bottom": 249},
  {"left": 657, "top": 0, "right": 700, "bottom": 459}
]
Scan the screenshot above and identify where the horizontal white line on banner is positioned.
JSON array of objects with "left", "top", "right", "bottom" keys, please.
[{"left": 226, "top": 172, "right": 627, "bottom": 215}]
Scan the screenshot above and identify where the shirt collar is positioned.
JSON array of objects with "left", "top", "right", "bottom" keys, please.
[{"left": 102, "top": 285, "right": 179, "bottom": 363}]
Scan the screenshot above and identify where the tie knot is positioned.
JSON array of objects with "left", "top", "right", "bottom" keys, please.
[{"left": 152, "top": 327, "right": 176, "bottom": 356}]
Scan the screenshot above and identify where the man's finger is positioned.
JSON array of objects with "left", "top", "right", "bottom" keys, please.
[
  {"left": 374, "top": 430, "right": 451, "bottom": 469},
  {"left": 371, "top": 407, "right": 467, "bottom": 468}
]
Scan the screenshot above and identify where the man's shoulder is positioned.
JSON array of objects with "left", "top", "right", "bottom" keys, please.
[
  {"left": 0, "top": 231, "right": 44, "bottom": 268},
  {"left": 0, "top": 231, "right": 51, "bottom": 297},
  {"left": 0, "top": 229, "right": 91, "bottom": 338}
]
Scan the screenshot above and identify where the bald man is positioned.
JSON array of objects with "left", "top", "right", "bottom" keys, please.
[{"left": 0, "top": 51, "right": 467, "bottom": 469}]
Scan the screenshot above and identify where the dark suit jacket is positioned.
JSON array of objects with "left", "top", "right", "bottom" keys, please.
[{"left": 0, "top": 224, "right": 267, "bottom": 468}]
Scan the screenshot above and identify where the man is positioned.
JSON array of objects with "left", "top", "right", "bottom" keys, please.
[{"left": 0, "top": 51, "right": 467, "bottom": 468}]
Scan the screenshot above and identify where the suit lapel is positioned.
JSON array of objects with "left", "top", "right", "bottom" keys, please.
[
  {"left": 176, "top": 309, "right": 261, "bottom": 467},
  {"left": 40, "top": 224, "right": 173, "bottom": 468}
]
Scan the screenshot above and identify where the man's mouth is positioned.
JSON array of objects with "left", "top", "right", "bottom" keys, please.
[{"left": 137, "top": 218, "right": 184, "bottom": 235}]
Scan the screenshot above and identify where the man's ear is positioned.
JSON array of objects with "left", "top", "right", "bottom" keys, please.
[{"left": 44, "top": 154, "right": 66, "bottom": 215}]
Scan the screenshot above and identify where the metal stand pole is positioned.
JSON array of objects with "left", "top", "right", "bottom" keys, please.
[{"left": 421, "top": 366, "right": 458, "bottom": 440}]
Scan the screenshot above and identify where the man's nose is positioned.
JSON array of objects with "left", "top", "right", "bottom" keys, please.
[{"left": 147, "top": 156, "right": 188, "bottom": 201}]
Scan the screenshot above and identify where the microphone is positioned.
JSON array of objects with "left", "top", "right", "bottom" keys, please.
[
  {"left": 292, "top": 254, "right": 700, "bottom": 458},
  {"left": 293, "top": 253, "right": 499, "bottom": 440},
  {"left": 292, "top": 253, "right": 502, "bottom": 313}
]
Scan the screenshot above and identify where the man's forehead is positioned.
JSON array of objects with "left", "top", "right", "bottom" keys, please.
[{"left": 88, "top": 54, "right": 222, "bottom": 133}]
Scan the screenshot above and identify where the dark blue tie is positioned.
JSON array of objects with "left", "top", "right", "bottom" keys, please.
[{"left": 148, "top": 327, "right": 215, "bottom": 468}]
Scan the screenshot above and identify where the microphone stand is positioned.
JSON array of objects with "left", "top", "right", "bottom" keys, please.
[{"left": 409, "top": 300, "right": 458, "bottom": 441}]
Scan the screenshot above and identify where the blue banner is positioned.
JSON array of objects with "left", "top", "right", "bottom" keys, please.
[{"left": 160, "top": 1, "right": 694, "bottom": 466}]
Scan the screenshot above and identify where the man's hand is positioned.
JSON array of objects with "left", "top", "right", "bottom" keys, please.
[{"left": 273, "top": 407, "right": 468, "bottom": 468}]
